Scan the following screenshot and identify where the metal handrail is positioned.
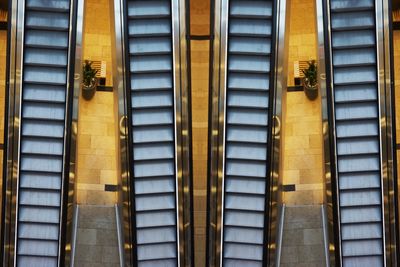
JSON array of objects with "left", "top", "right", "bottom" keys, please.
[
  {"left": 115, "top": 204, "right": 124, "bottom": 267},
  {"left": 276, "top": 204, "right": 285, "bottom": 267},
  {"left": 321, "top": 204, "right": 330, "bottom": 267},
  {"left": 70, "top": 205, "right": 79, "bottom": 267}
]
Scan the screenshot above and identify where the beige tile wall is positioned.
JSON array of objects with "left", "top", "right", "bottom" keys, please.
[
  {"left": 191, "top": 39, "right": 209, "bottom": 267},
  {"left": 190, "top": 0, "right": 210, "bottom": 36},
  {"left": 282, "top": 0, "right": 324, "bottom": 205},
  {"left": 76, "top": 92, "right": 117, "bottom": 205},
  {"left": 77, "top": 0, "right": 117, "bottom": 205},
  {"left": 394, "top": 31, "right": 400, "bottom": 143},
  {"left": 394, "top": 31, "right": 400, "bottom": 190},
  {"left": 83, "top": 0, "right": 113, "bottom": 86},
  {"left": 0, "top": 31, "right": 6, "bottom": 144},
  {"left": 287, "top": 0, "right": 317, "bottom": 86},
  {"left": 0, "top": 29, "right": 6, "bottom": 227},
  {"left": 190, "top": 0, "right": 210, "bottom": 265}
]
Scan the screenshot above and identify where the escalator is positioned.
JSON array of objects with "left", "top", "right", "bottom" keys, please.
[
  {"left": 12, "top": 0, "right": 76, "bottom": 266},
  {"left": 324, "top": 0, "right": 385, "bottom": 265},
  {"left": 220, "top": 0, "right": 278, "bottom": 265},
  {"left": 122, "top": 0, "right": 183, "bottom": 265}
]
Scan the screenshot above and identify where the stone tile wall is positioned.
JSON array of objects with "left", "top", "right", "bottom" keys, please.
[
  {"left": 76, "top": 91, "right": 117, "bottom": 205},
  {"left": 287, "top": 0, "right": 317, "bottom": 86},
  {"left": 83, "top": 0, "right": 113, "bottom": 85},
  {"left": 77, "top": 0, "right": 117, "bottom": 205},
  {"left": 0, "top": 28, "right": 6, "bottom": 232},
  {"left": 191, "top": 40, "right": 209, "bottom": 267},
  {"left": 282, "top": 0, "right": 324, "bottom": 205},
  {"left": 394, "top": 31, "right": 400, "bottom": 181},
  {"left": 190, "top": 0, "right": 210, "bottom": 265}
]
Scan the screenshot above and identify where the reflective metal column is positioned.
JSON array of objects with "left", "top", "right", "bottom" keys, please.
[{"left": 2, "top": 0, "right": 79, "bottom": 266}]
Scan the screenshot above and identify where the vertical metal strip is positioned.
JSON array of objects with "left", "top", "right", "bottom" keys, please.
[
  {"left": 7, "top": 0, "right": 25, "bottom": 265},
  {"left": 269, "top": 0, "right": 290, "bottom": 264},
  {"left": 0, "top": 0, "right": 12, "bottom": 262},
  {"left": 376, "top": 0, "right": 389, "bottom": 263},
  {"left": 111, "top": 0, "right": 132, "bottom": 265},
  {"left": 2, "top": 0, "right": 23, "bottom": 264},
  {"left": 217, "top": 1, "right": 229, "bottom": 266},
  {"left": 321, "top": 0, "right": 342, "bottom": 265},
  {"left": 65, "top": 0, "right": 86, "bottom": 264},
  {"left": 207, "top": 0, "right": 222, "bottom": 264},
  {"left": 120, "top": 0, "right": 138, "bottom": 264},
  {"left": 263, "top": 0, "right": 280, "bottom": 264},
  {"left": 172, "top": 0, "right": 183, "bottom": 265},
  {"left": 60, "top": 0, "right": 79, "bottom": 264},
  {"left": 377, "top": 0, "right": 398, "bottom": 265},
  {"left": 178, "top": 0, "right": 194, "bottom": 265}
]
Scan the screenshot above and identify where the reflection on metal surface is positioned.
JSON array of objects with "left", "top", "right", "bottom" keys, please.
[
  {"left": 272, "top": 116, "right": 281, "bottom": 136},
  {"left": 322, "top": 204, "right": 330, "bottom": 267},
  {"left": 378, "top": 0, "right": 398, "bottom": 265},
  {"left": 207, "top": 0, "right": 222, "bottom": 264},
  {"left": 316, "top": 0, "right": 338, "bottom": 265},
  {"left": 110, "top": 0, "right": 131, "bottom": 264},
  {"left": 2, "top": 0, "right": 21, "bottom": 264},
  {"left": 67, "top": 0, "right": 84, "bottom": 265},
  {"left": 271, "top": 0, "right": 290, "bottom": 265},
  {"left": 177, "top": 0, "right": 194, "bottom": 265},
  {"left": 119, "top": 115, "right": 127, "bottom": 136},
  {"left": 275, "top": 204, "right": 285, "bottom": 266}
]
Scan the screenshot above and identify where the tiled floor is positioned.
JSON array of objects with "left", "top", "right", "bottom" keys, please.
[
  {"left": 280, "top": 205, "right": 326, "bottom": 267},
  {"left": 74, "top": 205, "right": 120, "bottom": 267}
]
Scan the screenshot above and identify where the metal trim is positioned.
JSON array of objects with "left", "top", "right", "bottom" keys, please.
[
  {"left": 376, "top": 0, "right": 389, "bottom": 263},
  {"left": 60, "top": 0, "right": 80, "bottom": 264},
  {"left": 320, "top": 0, "right": 342, "bottom": 265},
  {"left": 265, "top": 0, "right": 288, "bottom": 264},
  {"left": 70, "top": 204, "right": 79, "bottom": 266},
  {"left": 216, "top": 0, "right": 229, "bottom": 265},
  {"left": 118, "top": 0, "right": 137, "bottom": 264},
  {"left": 1, "top": 0, "right": 20, "bottom": 264},
  {"left": 275, "top": 204, "right": 285, "bottom": 266},
  {"left": 377, "top": 0, "right": 398, "bottom": 265},
  {"left": 317, "top": 0, "right": 339, "bottom": 265},
  {"left": 171, "top": 0, "right": 185, "bottom": 265},
  {"left": 321, "top": 204, "right": 331, "bottom": 267},
  {"left": 5, "top": 0, "right": 25, "bottom": 264},
  {"left": 179, "top": 0, "right": 195, "bottom": 265},
  {"left": 110, "top": 0, "right": 131, "bottom": 264},
  {"left": 0, "top": 0, "right": 11, "bottom": 263},
  {"left": 206, "top": 0, "right": 223, "bottom": 264}
]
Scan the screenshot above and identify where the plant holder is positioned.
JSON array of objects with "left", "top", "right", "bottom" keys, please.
[
  {"left": 302, "top": 60, "right": 318, "bottom": 101},
  {"left": 82, "top": 78, "right": 97, "bottom": 100},
  {"left": 82, "top": 60, "right": 99, "bottom": 101},
  {"left": 303, "top": 80, "right": 318, "bottom": 101}
]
